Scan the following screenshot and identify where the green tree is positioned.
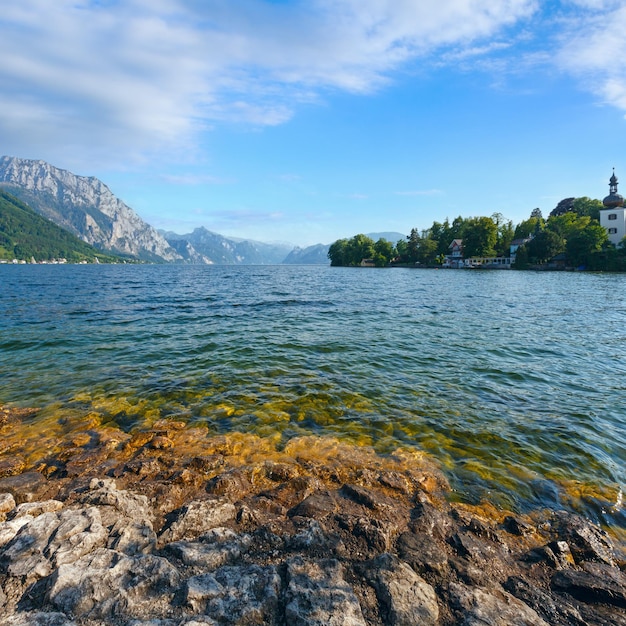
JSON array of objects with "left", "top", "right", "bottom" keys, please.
[
  {"left": 373, "top": 238, "right": 395, "bottom": 267},
  {"left": 572, "top": 197, "right": 603, "bottom": 221},
  {"left": 406, "top": 228, "right": 421, "bottom": 263},
  {"left": 512, "top": 243, "right": 529, "bottom": 269},
  {"left": 492, "top": 212, "right": 514, "bottom": 256},
  {"left": 550, "top": 197, "right": 575, "bottom": 217},
  {"left": 565, "top": 221, "right": 609, "bottom": 267},
  {"left": 328, "top": 234, "right": 376, "bottom": 266},
  {"left": 525, "top": 229, "right": 565, "bottom": 263},
  {"left": 430, "top": 216, "right": 465, "bottom": 256},
  {"left": 395, "top": 238, "right": 408, "bottom": 262},
  {"left": 347, "top": 234, "right": 375, "bottom": 265},
  {"left": 462, "top": 216, "right": 497, "bottom": 258},
  {"left": 514, "top": 216, "right": 544, "bottom": 239},
  {"left": 328, "top": 239, "right": 349, "bottom": 266}
]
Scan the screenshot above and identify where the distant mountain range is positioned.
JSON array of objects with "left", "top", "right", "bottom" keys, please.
[
  {"left": 161, "top": 227, "right": 293, "bottom": 265},
  {"left": 0, "top": 156, "right": 404, "bottom": 264}
]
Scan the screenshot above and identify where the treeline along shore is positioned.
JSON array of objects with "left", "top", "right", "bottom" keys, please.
[{"left": 328, "top": 199, "right": 626, "bottom": 271}]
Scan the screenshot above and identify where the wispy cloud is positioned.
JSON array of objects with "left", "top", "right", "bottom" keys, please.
[
  {"left": 2, "top": 0, "right": 626, "bottom": 169},
  {"left": 0, "top": 0, "right": 541, "bottom": 168},
  {"left": 556, "top": 4, "right": 626, "bottom": 113}
]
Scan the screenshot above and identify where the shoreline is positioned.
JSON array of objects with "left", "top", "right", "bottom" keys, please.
[{"left": 1, "top": 405, "right": 625, "bottom": 625}]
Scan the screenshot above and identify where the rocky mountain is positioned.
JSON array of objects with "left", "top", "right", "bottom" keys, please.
[
  {"left": 162, "top": 227, "right": 293, "bottom": 265},
  {"left": 0, "top": 156, "right": 406, "bottom": 266},
  {"left": 0, "top": 156, "right": 181, "bottom": 262},
  {"left": 282, "top": 243, "right": 330, "bottom": 264}
]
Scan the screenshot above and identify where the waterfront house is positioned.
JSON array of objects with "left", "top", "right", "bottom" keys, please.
[
  {"left": 444, "top": 239, "right": 464, "bottom": 268},
  {"left": 510, "top": 237, "right": 532, "bottom": 261}
]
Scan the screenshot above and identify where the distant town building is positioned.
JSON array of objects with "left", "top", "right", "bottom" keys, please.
[{"left": 600, "top": 170, "right": 626, "bottom": 246}]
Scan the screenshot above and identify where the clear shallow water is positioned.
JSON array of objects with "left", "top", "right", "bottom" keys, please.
[{"left": 1, "top": 265, "right": 625, "bottom": 528}]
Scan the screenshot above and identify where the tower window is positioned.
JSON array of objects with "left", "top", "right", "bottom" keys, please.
[
  {"left": 608, "top": 214, "right": 617, "bottom": 220},
  {"left": 609, "top": 228, "right": 618, "bottom": 234}
]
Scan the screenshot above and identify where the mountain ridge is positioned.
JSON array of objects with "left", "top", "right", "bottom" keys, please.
[
  {"left": 0, "top": 156, "right": 181, "bottom": 262},
  {"left": 1, "top": 156, "right": 405, "bottom": 265}
]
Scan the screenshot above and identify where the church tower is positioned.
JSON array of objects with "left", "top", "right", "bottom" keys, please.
[{"left": 600, "top": 169, "right": 626, "bottom": 246}]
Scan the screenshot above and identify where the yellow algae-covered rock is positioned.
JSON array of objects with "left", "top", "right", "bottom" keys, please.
[
  {"left": 0, "top": 457, "right": 26, "bottom": 479},
  {"left": 126, "top": 431, "right": 156, "bottom": 450},
  {"left": 149, "top": 436, "right": 174, "bottom": 450}
]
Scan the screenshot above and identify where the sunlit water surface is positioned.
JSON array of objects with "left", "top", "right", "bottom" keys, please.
[{"left": 1, "top": 265, "right": 624, "bottom": 530}]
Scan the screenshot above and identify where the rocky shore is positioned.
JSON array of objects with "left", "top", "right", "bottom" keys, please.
[{"left": 1, "top": 405, "right": 625, "bottom": 625}]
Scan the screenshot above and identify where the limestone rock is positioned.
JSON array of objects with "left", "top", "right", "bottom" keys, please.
[
  {"left": 553, "top": 511, "right": 616, "bottom": 566},
  {"left": 1, "top": 507, "right": 107, "bottom": 578},
  {"left": 396, "top": 531, "right": 448, "bottom": 575},
  {"left": 361, "top": 553, "right": 439, "bottom": 626},
  {"left": 504, "top": 576, "right": 587, "bottom": 626},
  {"left": 0, "top": 612, "right": 77, "bottom": 625},
  {"left": 165, "top": 527, "right": 251, "bottom": 570},
  {"left": 284, "top": 556, "right": 367, "bottom": 626},
  {"left": 158, "top": 499, "right": 236, "bottom": 546},
  {"left": 108, "top": 518, "right": 157, "bottom": 555},
  {"left": 47, "top": 548, "right": 181, "bottom": 620},
  {"left": 289, "top": 491, "right": 340, "bottom": 519},
  {"left": 0, "top": 515, "right": 33, "bottom": 549},
  {"left": 449, "top": 582, "right": 550, "bottom": 626},
  {"left": 552, "top": 562, "right": 626, "bottom": 608},
  {"left": 12, "top": 500, "right": 64, "bottom": 519},
  {"left": 82, "top": 478, "right": 153, "bottom": 527},
  {"left": 184, "top": 564, "right": 280, "bottom": 624},
  {"left": 0, "top": 493, "right": 16, "bottom": 521}
]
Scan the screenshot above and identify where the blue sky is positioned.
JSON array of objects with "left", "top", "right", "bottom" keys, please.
[{"left": 2, "top": 1, "right": 626, "bottom": 246}]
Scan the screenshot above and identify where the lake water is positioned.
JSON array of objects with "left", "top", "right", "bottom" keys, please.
[{"left": 1, "top": 264, "right": 624, "bottom": 531}]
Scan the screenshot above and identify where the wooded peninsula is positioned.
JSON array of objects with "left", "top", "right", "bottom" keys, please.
[{"left": 328, "top": 197, "right": 626, "bottom": 271}]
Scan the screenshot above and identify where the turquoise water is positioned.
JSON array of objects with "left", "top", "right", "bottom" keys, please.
[{"left": 1, "top": 264, "right": 624, "bottom": 528}]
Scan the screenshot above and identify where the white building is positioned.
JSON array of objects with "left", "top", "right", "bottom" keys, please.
[{"left": 600, "top": 170, "right": 626, "bottom": 247}]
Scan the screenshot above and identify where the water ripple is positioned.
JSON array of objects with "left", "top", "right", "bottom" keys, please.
[{"left": 1, "top": 264, "right": 625, "bottom": 528}]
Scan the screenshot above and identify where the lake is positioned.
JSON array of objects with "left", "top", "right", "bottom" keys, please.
[{"left": 1, "top": 264, "right": 624, "bottom": 532}]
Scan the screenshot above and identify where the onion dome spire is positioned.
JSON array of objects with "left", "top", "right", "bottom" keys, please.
[{"left": 603, "top": 168, "right": 624, "bottom": 208}]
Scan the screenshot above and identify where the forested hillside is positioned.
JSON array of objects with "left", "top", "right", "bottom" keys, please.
[{"left": 0, "top": 190, "right": 123, "bottom": 263}]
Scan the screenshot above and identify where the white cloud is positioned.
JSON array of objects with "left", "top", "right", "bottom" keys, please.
[
  {"left": 21, "top": 0, "right": 626, "bottom": 172},
  {"left": 555, "top": 4, "right": 626, "bottom": 112}
]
